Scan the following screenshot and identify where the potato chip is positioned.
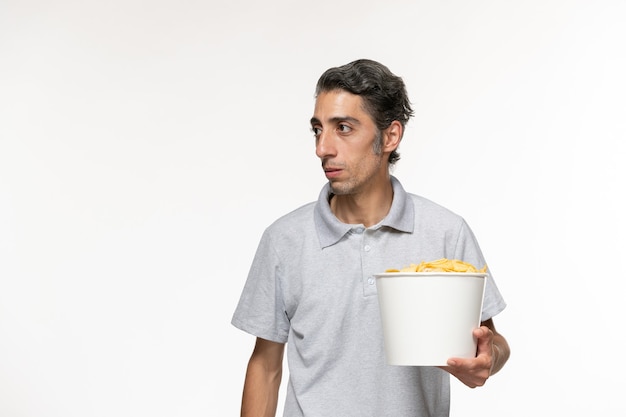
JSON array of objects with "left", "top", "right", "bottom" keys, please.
[{"left": 385, "top": 258, "right": 487, "bottom": 273}]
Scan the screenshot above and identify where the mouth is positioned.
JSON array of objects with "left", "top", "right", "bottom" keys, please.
[{"left": 323, "top": 166, "right": 342, "bottom": 179}]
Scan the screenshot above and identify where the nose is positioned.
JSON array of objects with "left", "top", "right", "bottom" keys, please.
[{"left": 315, "top": 131, "right": 336, "bottom": 159}]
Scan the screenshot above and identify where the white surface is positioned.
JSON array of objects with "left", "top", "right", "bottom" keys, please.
[
  {"left": 1, "top": 1, "right": 626, "bottom": 416},
  {"left": 375, "top": 273, "right": 486, "bottom": 366}
]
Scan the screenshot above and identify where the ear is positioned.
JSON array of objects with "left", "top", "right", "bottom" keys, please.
[{"left": 383, "top": 120, "right": 403, "bottom": 153}]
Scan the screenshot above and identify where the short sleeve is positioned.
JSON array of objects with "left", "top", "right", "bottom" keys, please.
[
  {"left": 454, "top": 220, "right": 507, "bottom": 321},
  {"left": 231, "top": 228, "right": 290, "bottom": 343}
]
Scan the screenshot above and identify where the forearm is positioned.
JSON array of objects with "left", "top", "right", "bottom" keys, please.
[
  {"left": 490, "top": 332, "right": 510, "bottom": 375},
  {"left": 241, "top": 357, "right": 282, "bottom": 417}
]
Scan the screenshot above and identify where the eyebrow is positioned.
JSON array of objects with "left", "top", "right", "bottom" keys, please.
[{"left": 310, "top": 116, "right": 361, "bottom": 126}]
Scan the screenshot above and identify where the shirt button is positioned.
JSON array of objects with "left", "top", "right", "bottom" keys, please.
[
  {"left": 368, "top": 277, "right": 375, "bottom": 285},
  {"left": 364, "top": 245, "right": 371, "bottom": 252},
  {"left": 354, "top": 227, "right": 364, "bottom": 234}
]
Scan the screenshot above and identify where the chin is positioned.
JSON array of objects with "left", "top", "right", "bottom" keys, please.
[{"left": 329, "top": 182, "right": 352, "bottom": 196}]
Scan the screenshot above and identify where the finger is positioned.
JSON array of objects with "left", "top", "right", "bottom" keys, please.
[
  {"left": 446, "top": 356, "right": 472, "bottom": 368},
  {"left": 474, "top": 327, "right": 493, "bottom": 354},
  {"left": 473, "top": 325, "right": 491, "bottom": 339}
]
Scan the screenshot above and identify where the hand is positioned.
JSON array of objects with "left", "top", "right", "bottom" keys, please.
[{"left": 439, "top": 326, "right": 495, "bottom": 388}]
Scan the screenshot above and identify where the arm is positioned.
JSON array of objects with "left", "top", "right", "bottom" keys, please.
[
  {"left": 241, "top": 337, "right": 285, "bottom": 417},
  {"left": 441, "top": 318, "right": 510, "bottom": 388}
]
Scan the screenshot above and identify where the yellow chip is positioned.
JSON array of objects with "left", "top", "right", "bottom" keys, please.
[{"left": 385, "top": 258, "right": 487, "bottom": 273}]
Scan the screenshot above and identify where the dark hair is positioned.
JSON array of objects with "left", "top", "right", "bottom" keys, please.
[{"left": 315, "top": 59, "right": 414, "bottom": 165}]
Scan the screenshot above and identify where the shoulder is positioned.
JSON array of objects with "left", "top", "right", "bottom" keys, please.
[
  {"left": 409, "top": 193, "right": 462, "bottom": 219},
  {"left": 386, "top": 177, "right": 466, "bottom": 233},
  {"left": 265, "top": 201, "right": 317, "bottom": 235},
  {"left": 405, "top": 192, "right": 472, "bottom": 237},
  {"left": 252, "top": 201, "right": 318, "bottom": 259}
]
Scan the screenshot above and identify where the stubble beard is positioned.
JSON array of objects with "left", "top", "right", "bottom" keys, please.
[{"left": 327, "top": 130, "right": 385, "bottom": 196}]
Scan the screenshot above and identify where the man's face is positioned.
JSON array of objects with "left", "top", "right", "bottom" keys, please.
[{"left": 310, "top": 90, "right": 387, "bottom": 196}]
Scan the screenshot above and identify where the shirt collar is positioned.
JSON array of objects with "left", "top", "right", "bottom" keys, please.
[{"left": 314, "top": 176, "right": 414, "bottom": 248}]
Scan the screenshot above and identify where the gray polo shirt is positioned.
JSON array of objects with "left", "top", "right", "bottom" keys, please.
[{"left": 232, "top": 176, "right": 506, "bottom": 417}]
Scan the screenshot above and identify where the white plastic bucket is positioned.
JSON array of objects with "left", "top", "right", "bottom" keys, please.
[{"left": 374, "top": 272, "right": 487, "bottom": 366}]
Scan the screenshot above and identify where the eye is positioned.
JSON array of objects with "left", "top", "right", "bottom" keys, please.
[
  {"left": 338, "top": 124, "right": 352, "bottom": 133},
  {"left": 311, "top": 126, "right": 322, "bottom": 138}
]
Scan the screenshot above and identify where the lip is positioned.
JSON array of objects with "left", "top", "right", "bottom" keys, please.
[
  {"left": 324, "top": 169, "right": 341, "bottom": 180},
  {"left": 323, "top": 167, "right": 342, "bottom": 179}
]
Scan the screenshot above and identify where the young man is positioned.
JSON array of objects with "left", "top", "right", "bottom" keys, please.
[{"left": 232, "top": 59, "right": 510, "bottom": 417}]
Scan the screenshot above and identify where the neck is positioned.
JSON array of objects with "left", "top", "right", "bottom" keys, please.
[{"left": 330, "top": 177, "right": 394, "bottom": 227}]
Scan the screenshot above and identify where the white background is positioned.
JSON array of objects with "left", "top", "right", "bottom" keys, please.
[{"left": 1, "top": 1, "right": 625, "bottom": 416}]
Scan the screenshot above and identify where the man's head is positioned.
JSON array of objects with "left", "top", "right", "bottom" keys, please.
[{"left": 314, "top": 59, "right": 414, "bottom": 165}]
